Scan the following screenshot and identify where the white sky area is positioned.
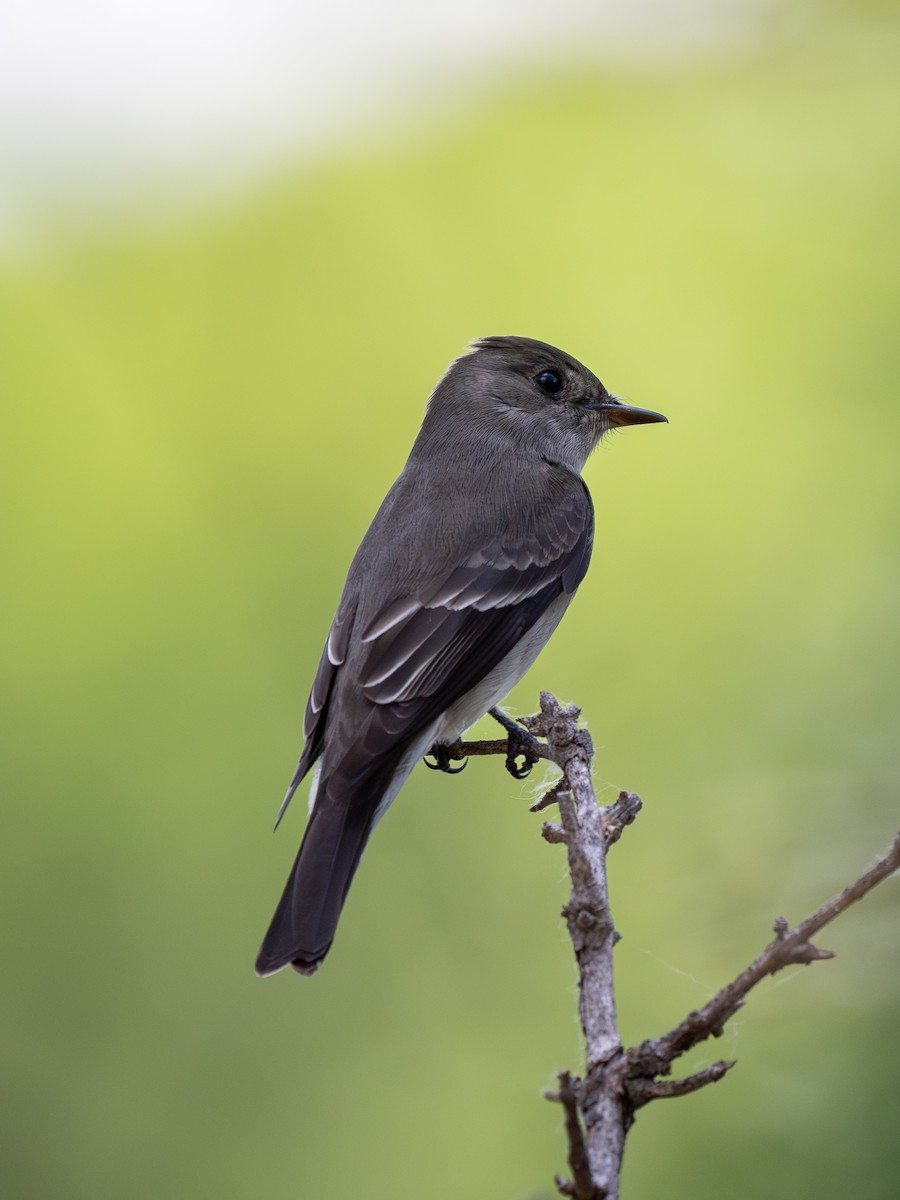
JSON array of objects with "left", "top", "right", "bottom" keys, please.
[{"left": 0, "top": 0, "right": 768, "bottom": 243}]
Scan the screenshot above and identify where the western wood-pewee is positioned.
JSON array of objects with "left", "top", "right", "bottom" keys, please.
[{"left": 256, "top": 335, "right": 665, "bottom": 976}]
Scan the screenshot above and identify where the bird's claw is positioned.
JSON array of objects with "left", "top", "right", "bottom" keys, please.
[
  {"left": 506, "top": 750, "right": 536, "bottom": 780},
  {"left": 487, "top": 706, "right": 542, "bottom": 780},
  {"left": 424, "top": 744, "right": 468, "bottom": 774}
]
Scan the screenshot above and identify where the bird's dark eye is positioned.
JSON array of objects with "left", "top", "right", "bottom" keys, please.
[{"left": 535, "top": 370, "right": 562, "bottom": 395}]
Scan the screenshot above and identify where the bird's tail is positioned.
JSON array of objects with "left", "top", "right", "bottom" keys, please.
[{"left": 254, "top": 786, "right": 376, "bottom": 977}]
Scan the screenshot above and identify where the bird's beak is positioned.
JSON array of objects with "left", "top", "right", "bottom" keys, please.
[{"left": 587, "top": 395, "right": 668, "bottom": 427}]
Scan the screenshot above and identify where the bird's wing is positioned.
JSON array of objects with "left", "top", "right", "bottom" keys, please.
[
  {"left": 321, "top": 472, "right": 594, "bottom": 790},
  {"left": 360, "top": 479, "right": 592, "bottom": 705},
  {"left": 281, "top": 469, "right": 593, "bottom": 814},
  {"left": 275, "top": 596, "right": 357, "bottom": 826}
]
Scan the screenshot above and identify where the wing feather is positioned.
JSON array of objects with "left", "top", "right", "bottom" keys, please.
[
  {"left": 360, "top": 476, "right": 593, "bottom": 707},
  {"left": 285, "top": 467, "right": 594, "bottom": 812}
]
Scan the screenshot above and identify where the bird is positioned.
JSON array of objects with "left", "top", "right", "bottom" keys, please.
[{"left": 255, "top": 335, "right": 666, "bottom": 976}]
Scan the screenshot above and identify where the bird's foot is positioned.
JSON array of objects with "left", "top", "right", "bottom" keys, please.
[
  {"left": 488, "top": 706, "right": 542, "bottom": 780},
  {"left": 424, "top": 744, "right": 468, "bottom": 774}
]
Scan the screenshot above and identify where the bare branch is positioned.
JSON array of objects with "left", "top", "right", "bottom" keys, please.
[
  {"left": 628, "top": 832, "right": 900, "bottom": 1082},
  {"left": 524, "top": 693, "right": 633, "bottom": 1200},
  {"left": 436, "top": 734, "right": 554, "bottom": 765},
  {"left": 448, "top": 695, "right": 899, "bottom": 1197},
  {"left": 544, "top": 1072, "right": 600, "bottom": 1200},
  {"left": 600, "top": 791, "right": 642, "bottom": 847},
  {"left": 532, "top": 783, "right": 565, "bottom": 813},
  {"left": 627, "top": 1060, "right": 735, "bottom": 1107}
]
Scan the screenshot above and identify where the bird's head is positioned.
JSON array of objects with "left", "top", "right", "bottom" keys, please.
[{"left": 425, "top": 335, "right": 666, "bottom": 473}]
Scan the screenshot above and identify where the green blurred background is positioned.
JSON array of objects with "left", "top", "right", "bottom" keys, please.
[{"left": 2, "top": 3, "right": 898, "bottom": 1197}]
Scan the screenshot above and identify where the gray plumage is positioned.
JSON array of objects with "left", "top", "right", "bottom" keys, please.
[{"left": 255, "top": 335, "right": 665, "bottom": 977}]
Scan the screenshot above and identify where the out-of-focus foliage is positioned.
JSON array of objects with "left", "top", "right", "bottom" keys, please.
[{"left": 2, "top": 7, "right": 898, "bottom": 1199}]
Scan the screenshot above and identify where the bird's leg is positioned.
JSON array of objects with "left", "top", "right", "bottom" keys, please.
[
  {"left": 424, "top": 744, "right": 468, "bottom": 774},
  {"left": 488, "top": 706, "right": 542, "bottom": 780}
]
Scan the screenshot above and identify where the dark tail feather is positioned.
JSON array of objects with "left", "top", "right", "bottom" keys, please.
[{"left": 254, "top": 792, "right": 375, "bottom": 977}]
